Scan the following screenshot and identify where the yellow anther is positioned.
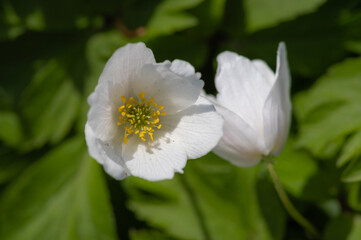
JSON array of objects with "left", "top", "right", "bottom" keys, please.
[
  {"left": 117, "top": 93, "right": 166, "bottom": 143},
  {"left": 124, "top": 133, "right": 128, "bottom": 144}
]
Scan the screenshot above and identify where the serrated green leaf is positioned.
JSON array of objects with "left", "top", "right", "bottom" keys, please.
[
  {"left": 244, "top": 0, "right": 327, "bottom": 32},
  {"left": 342, "top": 157, "right": 361, "bottom": 183},
  {"left": 0, "top": 137, "right": 117, "bottom": 240},
  {"left": 324, "top": 214, "right": 361, "bottom": 240},
  {"left": 123, "top": 153, "right": 281, "bottom": 240},
  {"left": 295, "top": 57, "right": 361, "bottom": 159}
]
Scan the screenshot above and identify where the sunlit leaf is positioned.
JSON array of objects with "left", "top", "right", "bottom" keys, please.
[
  {"left": 146, "top": 0, "right": 203, "bottom": 37},
  {"left": 274, "top": 138, "right": 318, "bottom": 198},
  {"left": 0, "top": 137, "right": 117, "bottom": 240},
  {"left": 342, "top": 157, "right": 361, "bottom": 183},
  {"left": 337, "top": 130, "right": 361, "bottom": 167},
  {"left": 244, "top": 0, "right": 327, "bottom": 32},
  {"left": 124, "top": 153, "right": 283, "bottom": 240},
  {"left": 295, "top": 57, "right": 361, "bottom": 159}
]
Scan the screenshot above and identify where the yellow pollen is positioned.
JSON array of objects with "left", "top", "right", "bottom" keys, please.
[
  {"left": 124, "top": 133, "right": 128, "bottom": 144},
  {"left": 117, "top": 92, "right": 166, "bottom": 144}
]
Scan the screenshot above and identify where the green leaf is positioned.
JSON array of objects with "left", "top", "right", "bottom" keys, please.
[
  {"left": 244, "top": 0, "right": 327, "bottom": 32},
  {"left": 0, "top": 147, "right": 30, "bottom": 185},
  {"left": 347, "top": 182, "right": 361, "bottom": 211},
  {"left": 0, "top": 137, "right": 117, "bottom": 240},
  {"left": 337, "top": 130, "right": 361, "bottom": 167},
  {"left": 124, "top": 153, "right": 282, "bottom": 240},
  {"left": 342, "top": 157, "right": 361, "bottom": 183},
  {"left": 130, "top": 230, "right": 174, "bottom": 240},
  {"left": 20, "top": 59, "right": 81, "bottom": 150},
  {"left": 324, "top": 214, "right": 361, "bottom": 240},
  {"left": 274, "top": 138, "right": 318, "bottom": 198},
  {"left": 145, "top": 0, "right": 203, "bottom": 37},
  {"left": 295, "top": 57, "right": 361, "bottom": 159},
  {"left": 0, "top": 111, "right": 23, "bottom": 147}
]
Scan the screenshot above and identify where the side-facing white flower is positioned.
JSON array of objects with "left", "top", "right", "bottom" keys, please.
[
  {"left": 209, "top": 42, "right": 291, "bottom": 167},
  {"left": 85, "top": 42, "right": 223, "bottom": 181}
]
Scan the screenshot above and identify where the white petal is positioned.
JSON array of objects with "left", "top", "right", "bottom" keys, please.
[
  {"left": 133, "top": 63, "right": 204, "bottom": 114},
  {"left": 121, "top": 96, "right": 223, "bottom": 181},
  {"left": 211, "top": 103, "right": 265, "bottom": 167},
  {"left": 215, "top": 51, "right": 272, "bottom": 135},
  {"left": 85, "top": 123, "right": 128, "bottom": 180},
  {"left": 263, "top": 42, "right": 292, "bottom": 155},
  {"left": 161, "top": 96, "right": 223, "bottom": 159},
  {"left": 170, "top": 59, "right": 201, "bottom": 78},
  {"left": 87, "top": 81, "right": 124, "bottom": 141},
  {"left": 252, "top": 59, "right": 275, "bottom": 85},
  {"left": 98, "top": 42, "right": 155, "bottom": 84},
  {"left": 123, "top": 135, "right": 187, "bottom": 181}
]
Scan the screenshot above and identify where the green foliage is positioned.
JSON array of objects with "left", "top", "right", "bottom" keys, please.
[
  {"left": 295, "top": 57, "right": 361, "bottom": 183},
  {"left": 244, "top": 0, "right": 327, "bottom": 32},
  {"left": 124, "top": 153, "right": 285, "bottom": 240},
  {"left": 1, "top": 0, "right": 361, "bottom": 239},
  {"left": 0, "top": 137, "right": 117, "bottom": 240}
]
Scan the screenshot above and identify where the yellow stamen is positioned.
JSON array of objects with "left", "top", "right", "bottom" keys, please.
[
  {"left": 117, "top": 92, "right": 167, "bottom": 144},
  {"left": 124, "top": 133, "right": 128, "bottom": 144}
]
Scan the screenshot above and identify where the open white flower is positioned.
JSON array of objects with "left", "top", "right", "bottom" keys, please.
[
  {"left": 209, "top": 42, "right": 291, "bottom": 167},
  {"left": 85, "top": 42, "right": 223, "bottom": 181}
]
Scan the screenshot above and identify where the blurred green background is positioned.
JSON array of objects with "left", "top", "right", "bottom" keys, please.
[{"left": 1, "top": 0, "right": 361, "bottom": 239}]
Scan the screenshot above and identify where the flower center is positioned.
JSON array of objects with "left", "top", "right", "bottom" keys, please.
[{"left": 117, "top": 92, "right": 166, "bottom": 144}]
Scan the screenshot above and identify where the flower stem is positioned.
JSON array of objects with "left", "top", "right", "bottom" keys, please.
[{"left": 264, "top": 157, "right": 322, "bottom": 239}]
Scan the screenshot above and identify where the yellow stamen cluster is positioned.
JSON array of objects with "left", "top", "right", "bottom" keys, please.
[{"left": 117, "top": 92, "right": 166, "bottom": 144}]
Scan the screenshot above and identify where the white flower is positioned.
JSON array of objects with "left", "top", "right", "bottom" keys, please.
[
  {"left": 85, "top": 42, "right": 223, "bottom": 181},
  {"left": 208, "top": 42, "right": 291, "bottom": 167}
]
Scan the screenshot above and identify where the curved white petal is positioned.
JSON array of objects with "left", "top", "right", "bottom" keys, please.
[
  {"left": 121, "top": 96, "right": 223, "bottom": 181},
  {"left": 123, "top": 135, "right": 187, "bottom": 181},
  {"left": 170, "top": 59, "right": 201, "bottom": 79},
  {"left": 161, "top": 96, "right": 223, "bottom": 159},
  {"left": 252, "top": 59, "right": 275, "bottom": 85},
  {"left": 211, "top": 103, "right": 265, "bottom": 167},
  {"left": 87, "top": 81, "right": 125, "bottom": 141},
  {"left": 263, "top": 42, "right": 291, "bottom": 155},
  {"left": 215, "top": 51, "right": 272, "bottom": 135},
  {"left": 85, "top": 123, "right": 128, "bottom": 180},
  {"left": 98, "top": 42, "right": 155, "bottom": 84},
  {"left": 133, "top": 63, "right": 204, "bottom": 114}
]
